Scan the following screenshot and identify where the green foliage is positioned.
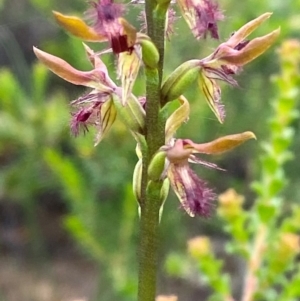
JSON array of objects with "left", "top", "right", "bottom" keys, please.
[
  {"left": 0, "top": 56, "right": 137, "bottom": 301},
  {"left": 0, "top": 62, "right": 68, "bottom": 256}
]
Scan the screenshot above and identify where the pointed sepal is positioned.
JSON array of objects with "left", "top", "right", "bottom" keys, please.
[
  {"left": 226, "top": 12, "right": 273, "bottom": 48},
  {"left": 53, "top": 11, "right": 106, "bottom": 42},
  {"left": 33, "top": 47, "right": 113, "bottom": 93},
  {"left": 117, "top": 47, "right": 141, "bottom": 105},
  {"left": 219, "top": 28, "right": 280, "bottom": 66},
  {"left": 165, "top": 95, "right": 190, "bottom": 143},
  {"left": 198, "top": 71, "right": 224, "bottom": 123},
  {"left": 184, "top": 131, "right": 256, "bottom": 154}
]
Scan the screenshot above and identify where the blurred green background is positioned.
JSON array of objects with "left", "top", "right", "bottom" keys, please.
[{"left": 0, "top": 0, "right": 300, "bottom": 301}]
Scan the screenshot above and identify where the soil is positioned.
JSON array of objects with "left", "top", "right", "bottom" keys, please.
[{"left": 0, "top": 255, "right": 98, "bottom": 301}]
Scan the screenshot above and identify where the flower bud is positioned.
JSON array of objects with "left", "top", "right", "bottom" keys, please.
[
  {"left": 112, "top": 93, "right": 145, "bottom": 135},
  {"left": 159, "top": 178, "right": 170, "bottom": 222},
  {"left": 133, "top": 159, "right": 143, "bottom": 204},
  {"left": 138, "top": 35, "right": 160, "bottom": 69},
  {"left": 161, "top": 60, "right": 201, "bottom": 105},
  {"left": 148, "top": 150, "right": 167, "bottom": 181},
  {"left": 160, "top": 178, "right": 170, "bottom": 203}
]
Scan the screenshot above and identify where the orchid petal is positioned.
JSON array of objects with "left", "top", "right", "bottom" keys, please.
[
  {"left": 184, "top": 131, "right": 256, "bottom": 154},
  {"left": 53, "top": 11, "right": 106, "bottom": 42},
  {"left": 166, "top": 139, "right": 193, "bottom": 164},
  {"left": 226, "top": 12, "right": 272, "bottom": 48},
  {"left": 165, "top": 95, "right": 190, "bottom": 143},
  {"left": 198, "top": 71, "right": 225, "bottom": 123},
  {"left": 33, "top": 47, "right": 94, "bottom": 86},
  {"left": 201, "top": 64, "right": 239, "bottom": 86},
  {"left": 118, "top": 17, "right": 137, "bottom": 48},
  {"left": 188, "top": 154, "right": 225, "bottom": 171},
  {"left": 177, "top": 0, "right": 224, "bottom": 40},
  {"left": 221, "top": 28, "right": 280, "bottom": 66},
  {"left": 168, "top": 164, "right": 215, "bottom": 217},
  {"left": 33, "top": 47, "right": 114, "bottom": 92},
  {"left": 117, "top": 47, "right": 141, "bottom": 105},
  {"left": 94, "top": 98, "right": 117, "bottom": 146},
  {"left": 82, "top": 43, "right": 107, "bottom": 69},
  {"left": 156, "top": 295, "right": 178, "bottom": 301},
  {"left": 82, "top": 43, "right": 117, "bottom": 89}
]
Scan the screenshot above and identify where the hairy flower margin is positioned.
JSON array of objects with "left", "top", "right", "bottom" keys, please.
[
  {"left": 161, "top": 133, "right": 256, "bottom": 217},
  {"left": 177, "top": 0, "right": 224, "bottom": 39}
]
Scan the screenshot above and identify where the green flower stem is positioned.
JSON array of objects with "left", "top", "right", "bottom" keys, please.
[
  {"left": 138, "top": 182, "right": 163, "bottom": 301},
  {"left": 137, "top": 1, "right": 167, "bottom": 301}
]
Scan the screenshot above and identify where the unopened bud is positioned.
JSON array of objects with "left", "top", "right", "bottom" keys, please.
[
  {"left": 161, "top": 60, "right": 201, "bottom": 105},
  {"left": 146, "top": 178, "right": 170, "bottom": 211},
  {"left": 113, "top": 93, "right": 145, "bottom": 135},
  {"left": 159, "top": 178, "right": 170, "bottom": 222},
  {"left": 139, "top": 36, "right": 160, "bottom": 69},
  {"left": 133, "top": 159, "right": 143, "bottom": 204},
  {"left": 160, "top": 178, "right": 170, "bottom": 203},
  {"left": 148, "top": 150, "right": 167, "bottom": 181}
]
